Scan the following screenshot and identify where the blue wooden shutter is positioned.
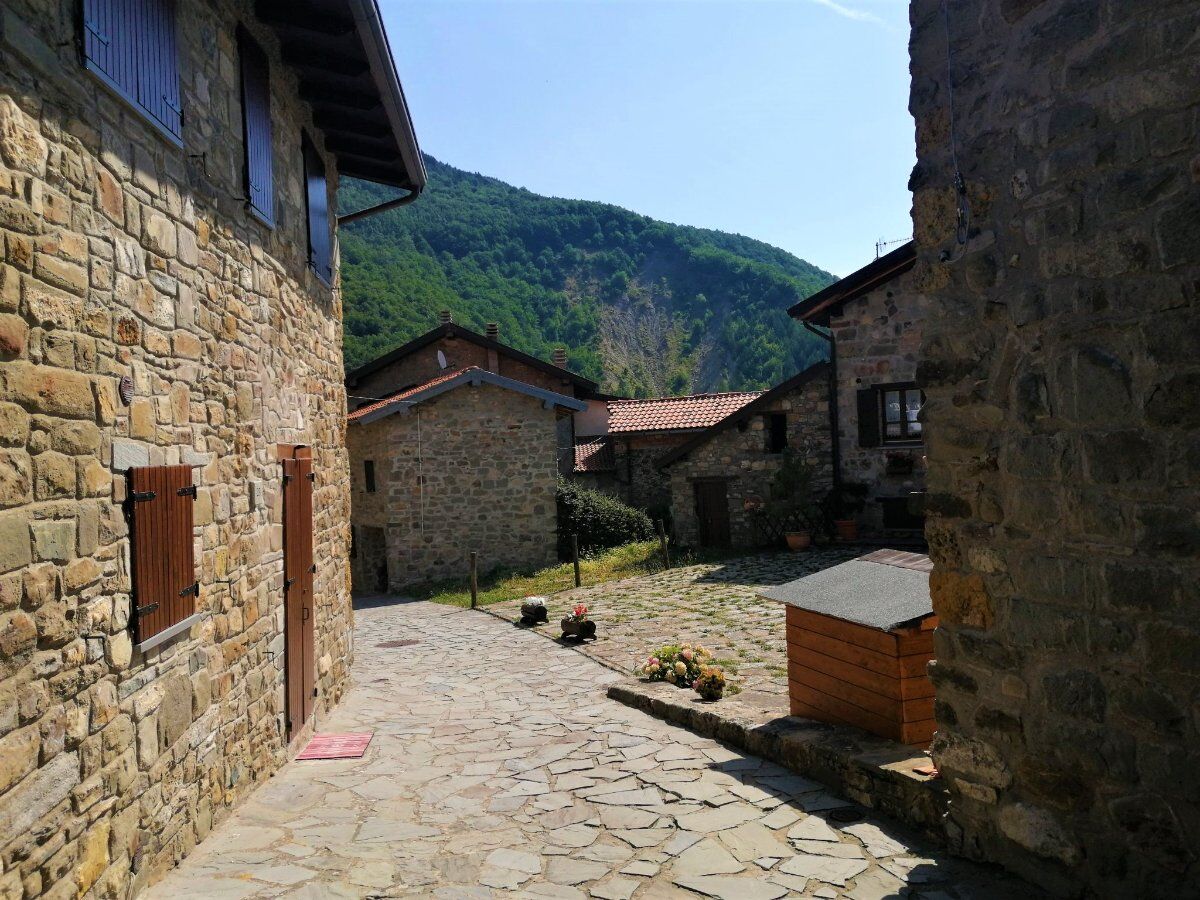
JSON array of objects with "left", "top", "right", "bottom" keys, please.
[
  {"left": 238, "top": 28, "right": 274, "bottom": 225},
  {"left": 303, "top": 133, "right": 332, "bottom": 284},
  {"left": 81, "top": 0, "right": 182, "bottom": 142}
]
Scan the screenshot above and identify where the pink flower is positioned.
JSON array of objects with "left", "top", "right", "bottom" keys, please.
[
  {"left": 650, "top": 657, "right": 660, "bottom": 667},
  {"left": 681, "top": 649, "right": 693, "bottom": 662}
]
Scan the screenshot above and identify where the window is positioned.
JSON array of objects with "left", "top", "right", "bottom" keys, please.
[
  {"left": 127, "top": 465, "right": 198, "bottom": 647},
  {"left": 364, "top": 460, "right": 376, "bottom": 493},
  {"left": 238, "top": 28, "right": 273, "bottom": 226},
  {"left": 303, "top": 133, "right": 332, "bottom": 284},
  {"left": 856, "top": 383, "right": 924, "bottom": 447},
  {"left": 81, "top": 0, "right": 183, "bottom": 144},
  {"left": 765, "top": 413, "right": 788, "bottom": 453}
]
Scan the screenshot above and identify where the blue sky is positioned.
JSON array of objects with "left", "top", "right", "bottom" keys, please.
[{"left": 379, "top": 0, "right": 914, "bottom": 277}]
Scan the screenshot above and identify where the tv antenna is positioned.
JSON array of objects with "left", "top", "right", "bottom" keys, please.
[
  {"left": 875, "top": 236, "right": 911, "bottom": 259},
  {"left": 436, "top": 350, "right": 448, "bottom": 370}
]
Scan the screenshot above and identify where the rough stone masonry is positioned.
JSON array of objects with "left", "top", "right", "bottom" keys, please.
[
  {"left": 0, "top": 0, "right": 354, "bottom": 895},
  {"left": 909, "top": 0, "right": 1199, "bottom": 896}
]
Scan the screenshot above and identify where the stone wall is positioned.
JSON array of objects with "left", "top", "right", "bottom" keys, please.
[
  {"left": 611, "top": 433, "right": 689, "bottom": 514},
  {"left": 910, "top": 0, "right": 1199, "bottom": 894},
  {"left": 666, "top": 370, "right": 831, "bottom": 549},
  {"left": 830, "top": 270, "right": 929, "bottom": 536},
  {"left": 347, "top": 382, "right": 560, "bottom": 590},
  {"left": 0, "top": 0, "right": 353, "bottom": 895}
]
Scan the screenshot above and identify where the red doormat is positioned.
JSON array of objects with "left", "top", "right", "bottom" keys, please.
[{"left": 296, "top": 732, "right": 373, "bottom": 760}]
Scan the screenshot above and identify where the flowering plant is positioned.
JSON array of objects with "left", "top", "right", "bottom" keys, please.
[
  {"left": 565, "top": 603, "right": 589, "bottom": 623},
  {"left": 693, "top": 665, "right": 727, "bottom": 701},
  {"left": 641, "top": 643, "right": 713, "bottom": 688}
]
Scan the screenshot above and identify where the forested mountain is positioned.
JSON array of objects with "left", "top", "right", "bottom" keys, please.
[{"left": 339, "top": 155, "right": 835, "bottom": 396}]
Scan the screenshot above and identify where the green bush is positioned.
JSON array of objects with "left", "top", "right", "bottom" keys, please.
[{"left": 557, "top": 479, "right": 653, "bottom": 557}]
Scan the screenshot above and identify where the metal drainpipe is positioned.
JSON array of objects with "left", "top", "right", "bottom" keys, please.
[
  {"left": 803, "top": 322, "right": 840, "bottom": 489},
  {"left": 337, "top": 184, "right": 423, "bottom": 227}
]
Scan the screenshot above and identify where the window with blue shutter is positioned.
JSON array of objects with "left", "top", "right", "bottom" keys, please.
[
  {"left": 81, "top": 0, "right": 183, "bottom": 145},
  {"left": 303, "top": 133, "right": 332, "bottom": 285},
  {"left": 238, "top": 28, "right": 274, "bottom": 226}
]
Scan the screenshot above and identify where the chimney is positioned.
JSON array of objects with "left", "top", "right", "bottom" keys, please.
[
  {"left": 485, "top": 322, "right": 499, "bottom": 340},
  {"left": 438, "top": 309, "right": 452, "bottom": 325},
  {"left": 552, "top": 347, "right": 568, "bottom": 368}
]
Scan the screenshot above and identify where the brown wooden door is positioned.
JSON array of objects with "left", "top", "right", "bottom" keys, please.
[
  {"left": 283, "top": 453, "right": 315, "bottom": 738},
  {"left": 694, "top": 480, "right": 731, "bottom": 548}
]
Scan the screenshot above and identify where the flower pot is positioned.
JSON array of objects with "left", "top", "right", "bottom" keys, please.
[
  {"left": 520, "top": 598, "right": 549, "bottom": 625},
  {"left": 785, "top": 531, "right": 812, "bottom": 551},
  {"left": 579, "top": 620, "right": 596, "bottom": 640},
  {"left": 833, "top": 519, "right": 858, "bottom": 542},
  {"left": 560, "top": 617, "right": 579, "bottom": 638}
]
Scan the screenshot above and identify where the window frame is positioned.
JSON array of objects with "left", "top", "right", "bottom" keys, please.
[
  {"left": 876, "top": 381, "right": 924, "bottom": 446},
  {"left": 764, "top": 412, "right": 788, "bottom": 454},
  {"left": 237, "top": 26, "right": 274, "bottom": 227},
  {"left": 302, "top": 132, "right": 333, "bottom": 286},
  {"left": 80, "top": 0, "right": 184, "bottom": 148}
]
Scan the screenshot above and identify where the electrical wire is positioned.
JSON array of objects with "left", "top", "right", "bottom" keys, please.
[{"left": 941, "top": 0, "right": 971, "bottom": 261}]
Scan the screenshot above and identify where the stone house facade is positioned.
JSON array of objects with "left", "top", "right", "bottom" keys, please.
[
  {"left": 659, "top": 364, "right": 832, "bottom": 549},
  {"left": 346, "top": 315, "right": 603, "bottom": 476},
  {"left": 791, "top": 242, "right": 930, "bottom": 541},
  {"left": 346, "top": 368, "right": 584, "bottom": 591},
  {"left": 604, "top": 391, "right": 763, "bottom": 517},
  {"left": 0, "top": 0, "right": 422, "bottom": 895},
  {"left": 910, "top": 0, "right": 1198, "bottom": 895}
]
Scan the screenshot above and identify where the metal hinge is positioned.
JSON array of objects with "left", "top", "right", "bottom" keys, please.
[
  {"left": 284, "top": 578, "right": 295, "bottom": 589},
  {"left": 177, "top": 485, "right": 197, "bottom": 498},
  {"left": 179, "top": 582, "right": 199, "bottom": 597},
  {"left": 135, "top": 602, "right": 160, "bottom": 616},
  {"left": 282, "top": 474, "right": 292, "bottom": 484},
  {"left": 310, "top": 564, "right": 316, "bottom": 574},
  {"left": 306, "top": 472, "right": 315, "bottom": 482},
  {"left": 130, "top": 491, "right": 157, "bottom": 502}
]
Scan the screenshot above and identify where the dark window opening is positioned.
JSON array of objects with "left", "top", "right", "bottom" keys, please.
[
  {"left": 303, "top": 132, "right": 332, "bottom": 285},
  {"left": 765, "top": 413, "right": 788, "bottom": 453},
  {"left": 238, "top": 27, "right": 274, "bottom": 226},
  {"left": 364, "top": 460, "right": 376, "bottom": 493},
  {"left": 81, "top": 0, "right": 183, "bottom": 144}
]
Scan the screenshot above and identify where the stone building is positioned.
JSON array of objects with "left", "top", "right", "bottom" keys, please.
[
  {"left": 345, "top": 314, "right": 604, "bottom": 475},
  {"left": 0, "top": 0, "right": 422, "bottom": 895},
  {"left": 790, "top": 242, "right": 930, "bottom": 541},
  {"left": 909, "top": 0, "right": 1199, "bottom": 895},
  {"left": 659, "top": 364, "right": 832, "bottom": 549},
  {"left": 605, "top": 391, "right": 763, "bottom": 516},
  {"left": 346, "top": 367, "right": 584, "bottom": 591}
]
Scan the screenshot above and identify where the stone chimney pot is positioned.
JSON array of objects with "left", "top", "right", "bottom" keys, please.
[
  {"left": 438, "top": 310, "right": 452, "bottom": 325},
  {"left": 485, "top": 323, "right": 499, "bottom": 339},
  {"left": 552, "top": 347, "right": 568, "bottom": 367}
]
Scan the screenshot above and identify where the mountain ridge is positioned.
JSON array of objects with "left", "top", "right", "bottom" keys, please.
[{"left": 339, "top": 155, "right": 835, "bottom": 396}]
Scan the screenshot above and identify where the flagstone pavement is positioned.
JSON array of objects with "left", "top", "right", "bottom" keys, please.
[{"left": 146, "top": 599, "right": 1037, "bottom": 900}]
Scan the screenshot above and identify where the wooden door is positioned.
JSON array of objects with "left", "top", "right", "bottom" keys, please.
[
  {"left": 283, "top": 452, "right": 315, "bottom": 739},
  {"left": 694, "top": 480, "right": 731, "bottom": 548}
]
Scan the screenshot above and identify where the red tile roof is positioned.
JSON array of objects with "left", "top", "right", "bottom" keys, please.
[
  {"left": 607, "top": 392, "right": 763, "bottom": 434},
  {"left": 573, "top": 437, "right": 615, "bottom": 473},
  {"left": 346, "top": 367, "right": 476, "bottom": 421}
]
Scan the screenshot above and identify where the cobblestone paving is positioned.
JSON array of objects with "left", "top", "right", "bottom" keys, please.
[
  {"left": 148, "top": 599, "right": 1035, "bottom": 899},
  {"left": 489, "top": 549, "right": 862, "bottom": 714}
]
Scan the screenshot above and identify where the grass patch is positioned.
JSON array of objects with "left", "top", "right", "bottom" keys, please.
[{"left": 410, "top": 541, "right": 670, "bottom": 609}]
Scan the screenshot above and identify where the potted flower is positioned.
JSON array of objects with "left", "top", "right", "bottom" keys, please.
[
  {"left": 693, "top": 665, "right": 727, "bottom": 701},
  {"left": 641, "top": 643, "right": 716, "bottom": 688},
  {"left": 561, "top": 603, "right": 596, "bottom": 640},
  {"left": 785, "top": 530, "right": 812, "bottom": 551},
  {"left": 751, "top": 449, "right": 822, "bottom": 551},
  {"left": 823, "top": 483, "right": 868, "bottom": 542},
  {"left": 520, "top": 596, "right": 549, "bottom": 625}
]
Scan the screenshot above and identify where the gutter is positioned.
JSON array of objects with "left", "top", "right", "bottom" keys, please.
[
  {"left": 337, "top": 184, "right": 422, "bottom": 226},
  {"left": 803, "top": 322, "right": 840, "bottom": 488}
]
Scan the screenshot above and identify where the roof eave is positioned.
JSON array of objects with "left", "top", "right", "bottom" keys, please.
[{"left": 788, "top": 242, "right": 917, "bottom": 324}]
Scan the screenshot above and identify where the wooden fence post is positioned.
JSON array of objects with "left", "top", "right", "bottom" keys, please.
[
  {"left": 656, "top": 520, "right": 671, "bottom": 569},
  {"left": 572, "top": 534, "right": 581, "bottom": 588},
  {"left": 469, "top": 551, "right": 478, "bottom": 609}
]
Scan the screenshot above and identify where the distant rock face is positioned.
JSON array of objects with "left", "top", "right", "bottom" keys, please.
[
  {"left": 910, "top": 0, "right": 1199, "bottom": 894},
  {"left": 338, "top": 159, "right": 835, "bottom": 397}
]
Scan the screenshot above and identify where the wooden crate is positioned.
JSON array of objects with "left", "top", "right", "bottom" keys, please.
[{"left": 785, "top": 604, "right": 937, "bottom": 747}]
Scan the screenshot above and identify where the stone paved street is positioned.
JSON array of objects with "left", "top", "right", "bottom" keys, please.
[
  {"left": 147, "top": 599, "right": 1034, "bottom": 899},
  {"left": 489, "top": 549, "right": 861, "bottom": 716}
]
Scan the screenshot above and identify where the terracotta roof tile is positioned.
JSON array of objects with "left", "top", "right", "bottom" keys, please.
[
  {"left": 346, "top": 367, "right": 478, "bottom": 422},
  {"left": 573, "top": 436, "right": 615, "bottom": 473},
  {"left": 607, "top": 391, "right": 763, "bottom": 433}
]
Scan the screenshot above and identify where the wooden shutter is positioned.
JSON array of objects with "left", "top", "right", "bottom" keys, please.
[
  {"left": 303, "top": 133, "right": 332, "bottom": 284},
  {"left": 283, "top": 455, "right": 315, "bottom": 735},
  {"left": 857, "top": 388, "right": 881, "bottom": 448},
  {"left": 81, "top": 0, "right": 182, "bottom": 142},
  {"left": 238, "top": 28, "right": 274, "bottom": 225},
  {"left": 129, "top": 465, "right": 197, "bottom": 643}
]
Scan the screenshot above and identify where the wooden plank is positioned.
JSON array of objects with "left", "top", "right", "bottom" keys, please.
[
  {"left": 786, "top": 623, "right": 900, "bottom": 677},
  {"left": 898, "top": 652, "right": 932, "bottom": 679},
  {"left": 896, "top": 628, "right": 935, "bottom": 655},
  {"left": 899, "top": 674, "right": 935, "bottom": 700},
  {"left": 788, "top": 684, "right": 902, "bottom": 742},
  {"left": 786, "top": 647, "right": 904, "bottom": 700},
  {"left": 899, "top": 719, "right": 936, "bottom": 747},
  {"left": 786, "top": 606, "right": 900, "bottom": 656},
  {"left": 789, "top": 662, "right": 904, "bottom": 721}
]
